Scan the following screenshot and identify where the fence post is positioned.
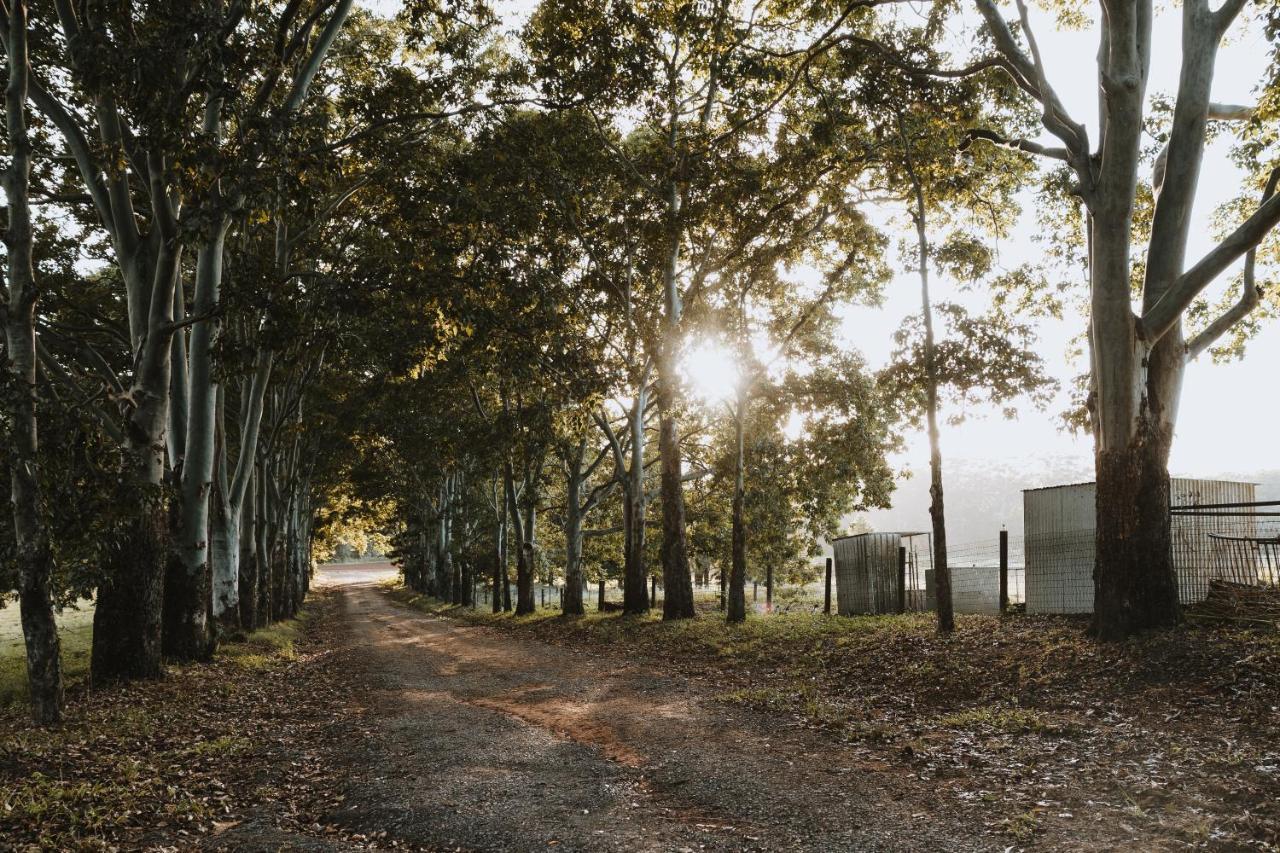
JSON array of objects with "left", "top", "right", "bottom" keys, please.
[
  {"left": 541, "top": 587, "right": 545, "bottom": 609},
  {"left": 766, "top": 565, "right": 773, "bottom": 612},
  {"left": 999, "top": 528, "right": 1009, "bottom": 615},
  {"left": 597, "top": 579, "right": 605, "bottom": 610},
  {"left": 651, "top": 575, "right": 656, "bottom": 607},
  {"left": 898, "top": 546, "right": 907, "bottom": 614},
  {"left": 753, "top": 580, "right": 758, "bottom": 602},
  {"left": 824, "top": 557, "right": 833, "bottom": 615}
]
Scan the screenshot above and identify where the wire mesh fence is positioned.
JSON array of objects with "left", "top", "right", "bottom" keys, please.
[
  {"left": 1171, "top": 501, "right": 1280, "bottom": 595},
  {"left": 466, "top": 503, "right": 1280, "bottom": 619}
]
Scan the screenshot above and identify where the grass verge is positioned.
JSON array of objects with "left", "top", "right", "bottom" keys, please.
[
  {"left": 0, "top": 600, "right": 94, "bottom": 708},
  {"left": 0, "top": 597, "right": 350, "bottom": 850}
]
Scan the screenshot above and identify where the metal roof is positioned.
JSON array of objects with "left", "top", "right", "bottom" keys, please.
[
  {"left": 831, "top": 531, "right": 929, "bottom": 542},
  {"left": 1022, "top": 477, "right": 1257, "bottom": 494}
]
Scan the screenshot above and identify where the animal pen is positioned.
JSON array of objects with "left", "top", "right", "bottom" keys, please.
[
  {"left": 1023, "top": 478, "right": 1262, "bottom": 614},
  {"left": 832, "top": 532, "right": 930, "bottom": 615},
  {"left": 832, "top": 531, "right": 1027, "bottom": 617}
]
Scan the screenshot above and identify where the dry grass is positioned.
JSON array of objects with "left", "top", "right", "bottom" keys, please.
[
  {"left": 0, "top": 599, "right": 94, "bottom": 708},
  {"left": 0, "top": 596, "right": 354, "bottom": 850}
]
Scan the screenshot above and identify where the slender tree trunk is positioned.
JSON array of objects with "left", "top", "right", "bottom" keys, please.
[
  {"left": 623, "top": 388, "right": 649, "bottom": 614},
  {"left": 166, "top": 93, "right": 232, "bottom": 658},
  {"left": 657, "top": 346, "right": 695, "bottom": 619},
  {"left": 210, "top": 352, "right": 272, "bottom": 634},
  {"left": 492, "top": 503, "right": 505, "bottom": 613},
  {"left": 3, "top": 0, "right": 62, "bottom": 722},
  {"left": 209, "top": 482, "right": 240, "bottom": 635},
  {"left": 657, "top": 174, "right": 695, "bottom": 619},
  {"left": 166, "top": 281, "right": 188, "bottom": 472},
  {"left": 518, "top": 500, "right": 537, "bottom": 614},
  {"left": 908, "top": 169, "right": 953, "bottom": 634},
  {"left": 500, "top": 514, "right": 512, "bottom": 611},
  {"left": 504, "top": 465, "right": 535, "bottom": 614},
  {"left": 562, "top": 447, "right": 586, "bottom": 616},
  {"left": 255, "top": 461, "right": 271, "bottom": 627},
  {"left": 238, "top": 468, "right": 258, "bottom": 630},
  {"left": 727, "top": 389, "right": 747, "bottom": 624}
]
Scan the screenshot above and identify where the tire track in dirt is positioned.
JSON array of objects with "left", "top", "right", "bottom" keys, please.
[{"left": 318, "top": 567, "right": 992, "bottom": 851}]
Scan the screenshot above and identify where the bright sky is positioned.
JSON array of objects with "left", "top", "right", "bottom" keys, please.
[
  {"left": 363, "top": 0, "right": 1279, "bottom": 480},
  {"left": 842, "top": 3, "right": 1279, "bottom": 480}
]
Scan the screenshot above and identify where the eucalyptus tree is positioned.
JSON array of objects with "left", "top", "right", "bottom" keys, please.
[
  {"left": 781, "top": 16, "right": 1045, "bottom": 630},
  {"left": 717, "top": 315, "right": 900, "bottom": 623},
  {"left": 527, "top": 0, "right": 893, "bottom": 619},
  {"left": 555, "top": 416, "right": 623, "bottom": 616},
  {"left": 164, "top": 0, "right": 357, "bottom": 661},
  {"left": 954, "top": 0, "right": 1280, "bottom": 637},
  {"left": 2, "top": 0, "right": 61, "bottom": 724},
  {"left": 0, "top": 0, "right": 360, "bottom": 678},
  {"left": 889, "top": 97, "right": 1045, "bottom": 633}
]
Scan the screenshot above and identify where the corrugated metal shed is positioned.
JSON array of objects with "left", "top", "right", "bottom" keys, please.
[
  {"left": 1023, "top": 478, "right": 1257, "bottom": 614},
  {"left": 833, "top": 532, "right": 926, "bottom": 615}
]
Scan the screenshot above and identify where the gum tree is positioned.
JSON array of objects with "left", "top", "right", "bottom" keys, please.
[
  {"left": 964, "top": 0, "right": 1280, "bottom": 637},
  {"left": 1, "top": 0, "right": 61, "bottom": 724}
]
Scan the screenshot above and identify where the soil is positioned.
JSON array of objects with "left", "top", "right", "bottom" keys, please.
[{"left": 293, "top": 563, "right": 988, "bottom": 851}]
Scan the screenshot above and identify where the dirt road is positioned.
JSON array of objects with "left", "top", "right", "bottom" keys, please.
[{"left": 310, "top": 565, "right": 988, "bottom": 852}]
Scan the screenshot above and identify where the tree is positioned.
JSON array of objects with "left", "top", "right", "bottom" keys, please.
[
  {"left": 963, "top": 0, "right": 1280, "bottom": 637},
  {"left": 1, "top": 0, "right": 62, "bottom": 724}
]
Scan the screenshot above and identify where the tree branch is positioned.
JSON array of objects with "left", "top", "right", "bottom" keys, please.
[
  {"left": 962, "top": 128, "right": 1070, "bottom": 162},
  {"left": 1184, "top": 168, "right": 1280, "bottom": 359},
  {"left": 972, "top": 0, "right": 1089, "bottom": 164},
  {"left": 1142, "top": 167, "right": 1280, "bottom": 343}
]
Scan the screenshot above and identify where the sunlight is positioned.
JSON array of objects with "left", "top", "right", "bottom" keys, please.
[{"left": 683, "top": 341, "right": 741, "bottom": 403}]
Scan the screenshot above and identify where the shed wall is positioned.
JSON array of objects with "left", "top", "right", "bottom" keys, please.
[
  {"left": 834, "top": 533, "right": 902, "bottom": 615},
  {"left": 1023, "top": 478, "right": 1257, "bottom": 614}
]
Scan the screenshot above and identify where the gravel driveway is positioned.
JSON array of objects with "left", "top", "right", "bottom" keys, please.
[{"left": 313, "top": 566, "right": 991, "bottom": 852}]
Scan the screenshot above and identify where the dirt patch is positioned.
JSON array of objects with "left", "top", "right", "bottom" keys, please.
[
  {"left": 470, "top": 687, "right": 648, "bottom": 767},
  {"left": 330, "top": 577, "right": 992, "bottom": 851}
]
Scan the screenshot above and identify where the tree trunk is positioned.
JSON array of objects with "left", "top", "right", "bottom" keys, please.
[
  {"left": 255, "top": 462, "right": 272, "bottom": 627},
  {"left": 165, "top": 179, "right": 230, "bottom": 662},
  {"left": 908, "top": 169, "right": 952, "bottom": 634},
  {"left": 239, "top": 469, "right": 258, "bottom": 631},
  {"left": 500, "top": 510, "right": 512, "bottom": 611},
  {"left": 657, "top": 350, "right": 695, "bottom": 620},
  {"left": 727, "top": 392, "right": 747, "bottom": 623},
  {"left": 210, "top": 352, "right": 271, "bottom": 634},
  {"left": 1092, "top": 425, "right": 1178, "bottom": 639},
  {"left": 562, "top": 466, "right": 586, "bottom": 616},
  {"left": 517, "top": 500, "right": 537, "bottom": 614},
  {"left": 656, "top": 176, "right": 694, "bottom": 619},
  {"left": 3, "top": 0, "right": 62, "bottom": 722},
  {"left": 210, "top": 487, "right": 241, "bottom": 636},
  {"left": 623, "top": 388, "right": 649, "bottom": 614},
  {"left": 504, "top": 465, "right": 534, "bottom": 614},
  {"left": 93, "top": 235, "right": 180, "bottom": 680},
  {"left": 491, "top": 510, "right": 504, "bottom": 612},
  {"left": 92, "top": 506, "right": 167, "bottom": 682}
]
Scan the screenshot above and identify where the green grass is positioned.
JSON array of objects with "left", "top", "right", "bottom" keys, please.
[
  {"left": 937, "top": 706, "right": 1082, "bottom": 737},
  {"left": 2, "top": 600, "right": 310, "bottom": 704},
  {"left": 220, "top": 611, "right": 310, "bottom": 670},
  {"left": 0, "top": 599, "right": 95, "bottom": 708}
]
